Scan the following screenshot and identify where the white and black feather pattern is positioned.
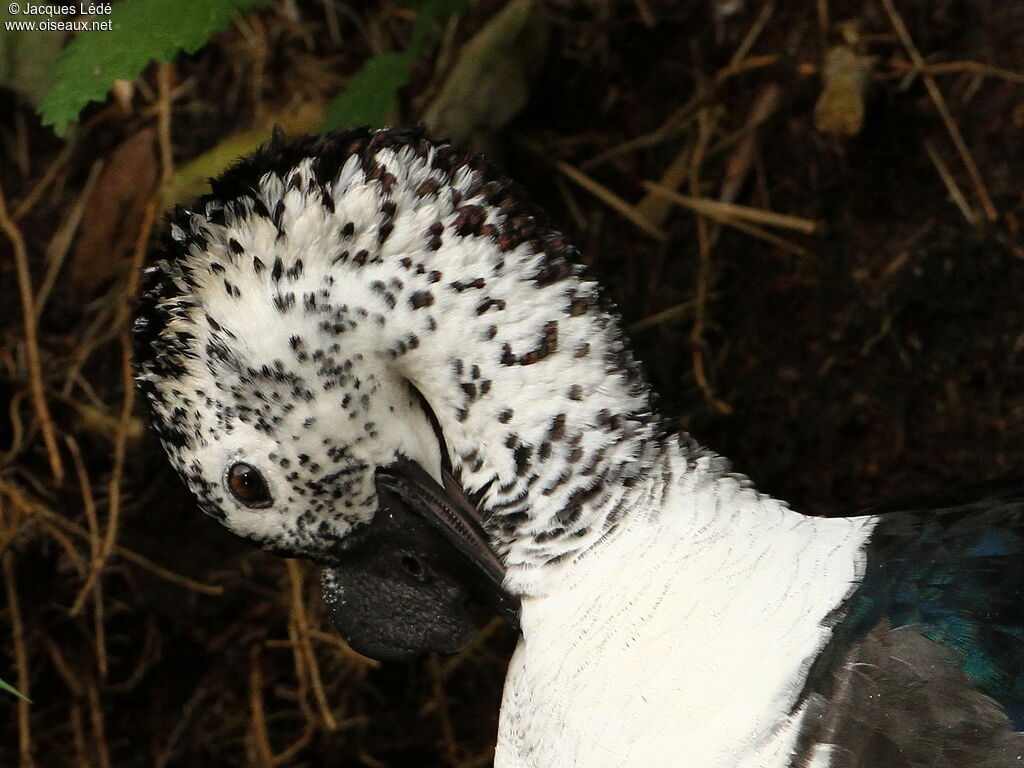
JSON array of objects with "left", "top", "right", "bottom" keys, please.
[
  {"left": 134, "top": 126, "right": 665, "bottom": 588},
  {"left": 135, "top": 128, "right": 1024, "bottom": 768}
]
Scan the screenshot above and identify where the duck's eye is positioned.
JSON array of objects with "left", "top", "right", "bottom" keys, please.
[{"left": 227, "top": 463, "right": 272, "bottom": 508}]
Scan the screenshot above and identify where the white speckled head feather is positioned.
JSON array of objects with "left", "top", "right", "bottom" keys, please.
[{"left": 134, "top": 127, "right": 664, "bottom": 590}]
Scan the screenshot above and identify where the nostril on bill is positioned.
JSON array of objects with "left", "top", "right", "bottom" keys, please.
[{"left": 400, "top": 553, "right": 426, "bottom": 580}]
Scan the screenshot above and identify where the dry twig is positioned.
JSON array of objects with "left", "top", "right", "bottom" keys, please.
[
  {"left": 430, "top": 653, "right": 463, "bottom": 767},
  {"left": 881, "top": 0, "right": 998, "bottom": 221},
  {"left": 923, "top": 139, "right": 977, "bottom": 224},
  {"left": 4, "top": 553, "right": 35, "bottom": 768},
  {"left": 0, "top": 184, "right": 64, "bottom": 482},
  {"left": 286, "top": 559, "right": 337, "bottom": 729},
  {"left": 248, "top": 647, "right": 276, "bottom": 768},
  {"left": 688, "top": 108, "right": 732, "bottom": 415},
  {"left": 642, "top": 182, "right": 819, "bottom": 233},
  {"left": 890, "top": 59, "right": 1024, "bottom": 86},
  {"left": 11, "top": 142, "right": 75, "bottom": 222},
  {"left": 556, "top": 161, "right": 666, "bottom": 241},
  {"left": 2, "top": 479, "right": 224, "bottom": 595},
  {"left": 86, "top": 677, "right": 112, "bottom": 768},
  {"left": 630, "top": 299, "right": 699, "bottom": 333},
  {"left": 34, "top": 160, "right": 105, "bottom": 320}
]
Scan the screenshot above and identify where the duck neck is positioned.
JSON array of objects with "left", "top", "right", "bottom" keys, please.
[
  {"left": 261, "top": 134, "right": 673, "bottom": 583},
  {"left": 497, "top": 462, "right": 876, "bottom": 767},
  {"left": 389, "top": 253, "right": 666, "bottom": 586}
]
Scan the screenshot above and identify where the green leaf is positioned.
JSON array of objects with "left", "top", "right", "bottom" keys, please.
[
  {"left": 0, "top": 677, "right": 29, "bottom": 703},
  {"left": 322, "top": 0, "right": 471, "bottom": 131},
  {"left": 324, "top": 50, "right": 416, "bottom": 130},
  {"left": 40, "top": 0, "right": 271, "bottom": 137}
]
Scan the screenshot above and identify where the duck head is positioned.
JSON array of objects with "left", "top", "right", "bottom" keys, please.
[{"left": 133, "top": 127, "right": 661, "bottom": 659}]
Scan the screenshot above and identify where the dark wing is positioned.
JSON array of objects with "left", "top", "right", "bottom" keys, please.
[{"left": 792, "top": 480, "right": 1024, "bottom": 767}]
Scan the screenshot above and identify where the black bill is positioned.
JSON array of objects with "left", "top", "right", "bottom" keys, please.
[{"left": 320, "top": 459, "right": 519, "bottom": 660}]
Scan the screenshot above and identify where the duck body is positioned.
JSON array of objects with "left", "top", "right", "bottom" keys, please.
[
  {"left": 499, "top": 470, "right": 1024, "bottom": 768},
  {"left": 132, "top": 127, "right": 1024, "bottom": 767}
]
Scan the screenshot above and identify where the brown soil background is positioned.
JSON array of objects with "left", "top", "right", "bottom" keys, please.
[{"left": 2, "top": 0, "right": 1023, "bottom": 765}]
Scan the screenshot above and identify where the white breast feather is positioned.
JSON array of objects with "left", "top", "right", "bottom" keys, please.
[{"left": 496, "top": 455, "right": 875, "bottom": 768}]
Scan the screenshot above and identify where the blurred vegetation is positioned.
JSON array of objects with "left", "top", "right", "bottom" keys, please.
[
  {"left": 38, "top": 0, "right": 271, "bottom": 136},
  {"left": 8, "top": 0, "right": 474, "bottom": 139},
  {"left": 2, "top": 0, "right": 1024, "bottom": 765}
]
